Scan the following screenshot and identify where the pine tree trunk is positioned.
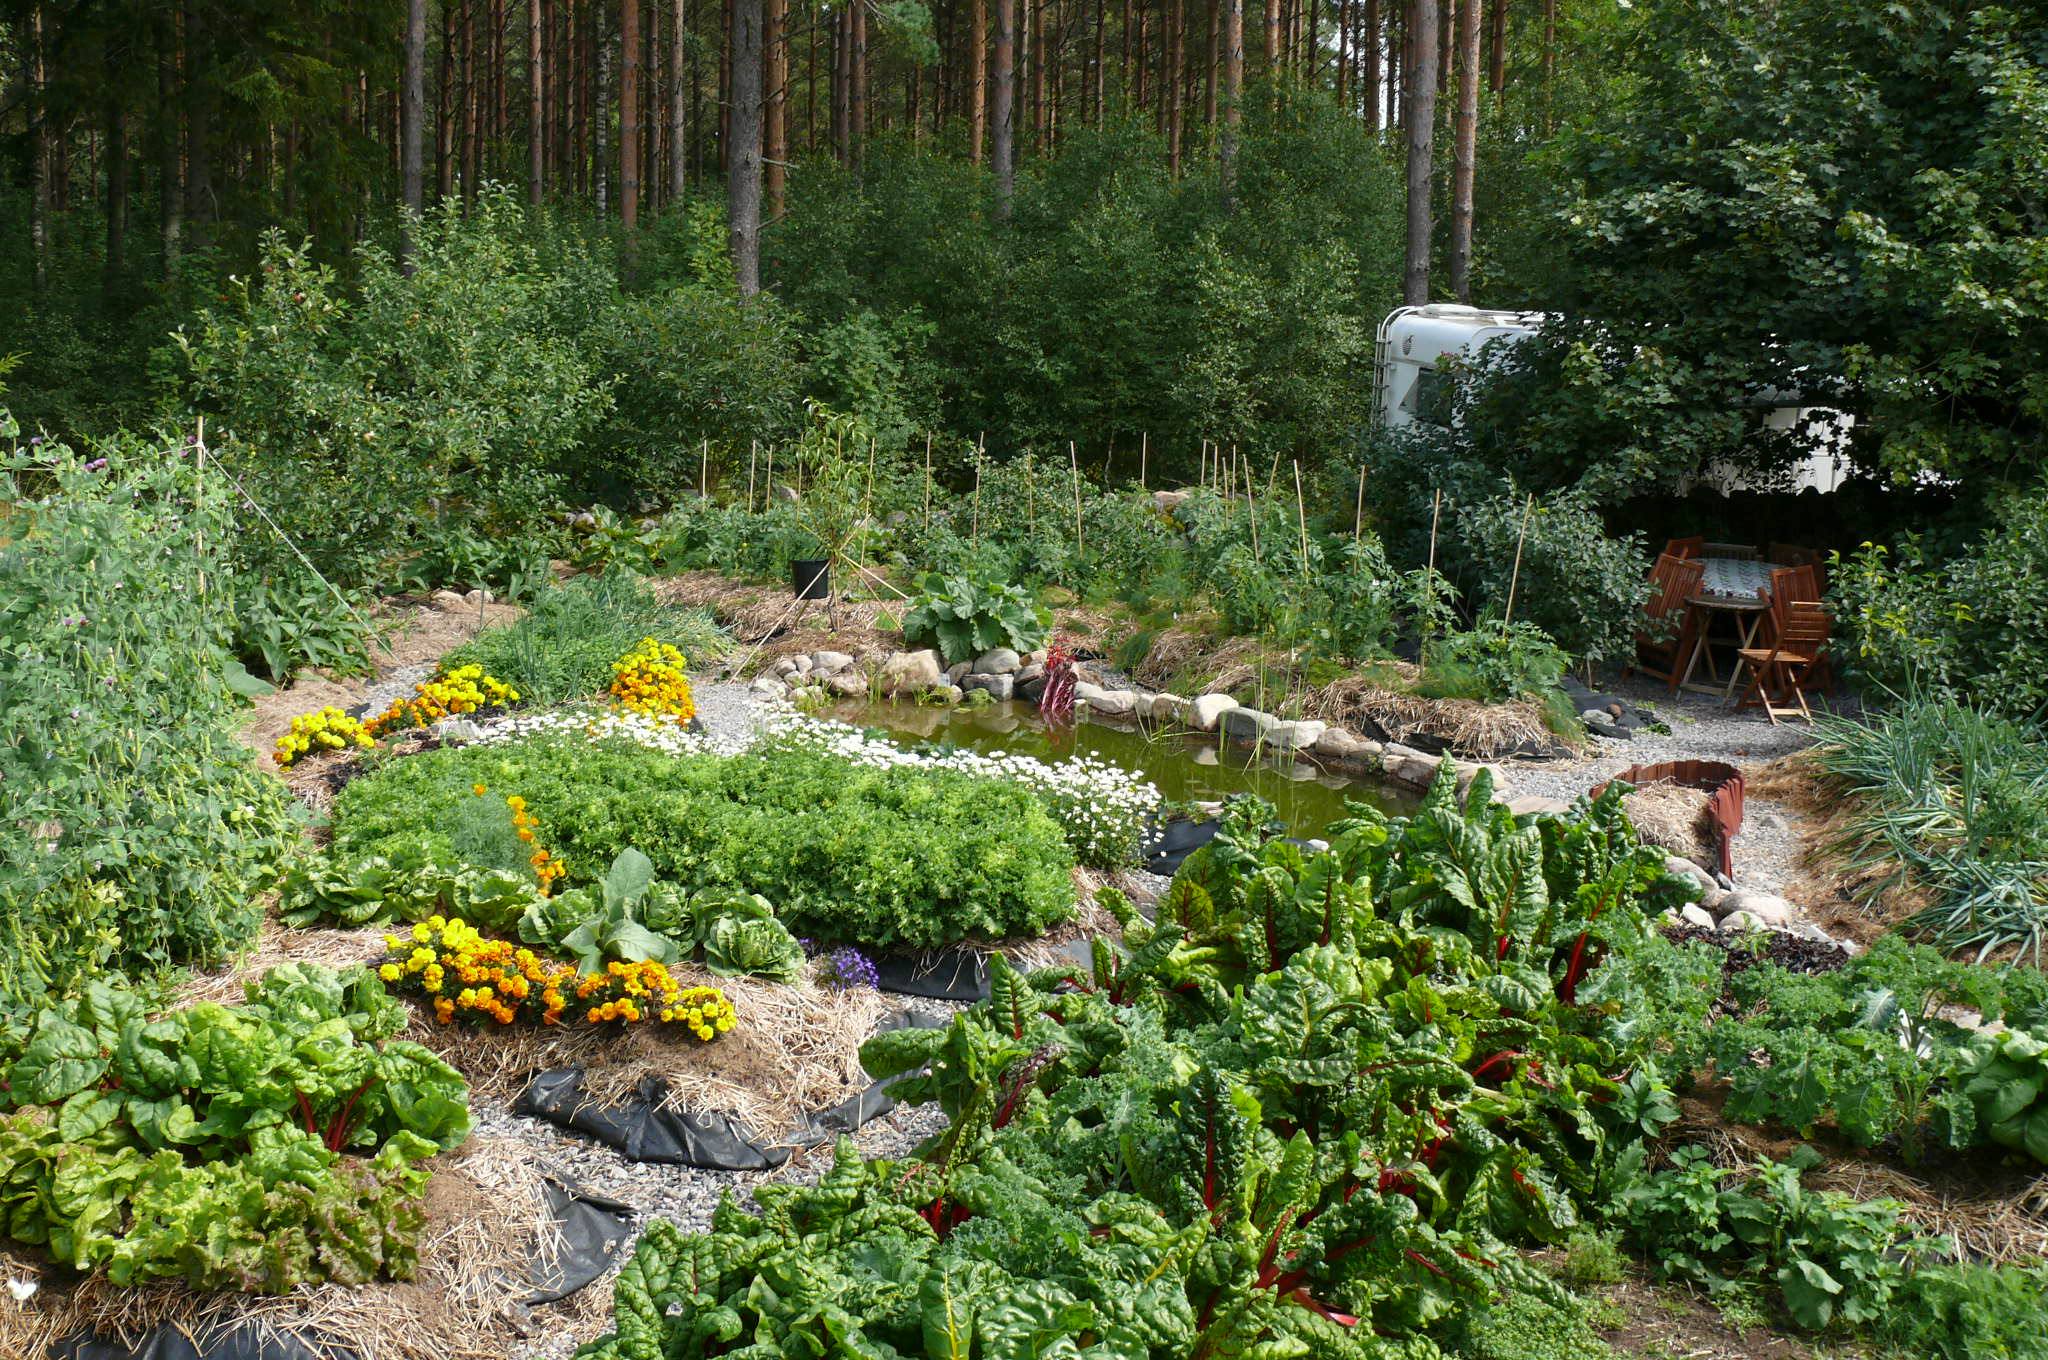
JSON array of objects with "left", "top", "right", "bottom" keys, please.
[
  {"left": 1335, "top": 0, "right": 1347, "bottom": 108},
  {"left": 1029, "top": 0, "right": 1045, "bottom": 154},
  {"left": 158, "top": 11, "right": 183, "bottom": 266},
  {"left": 440, "top": 1, "right": 457, "bottom": 196},
  {"left": 1166, "top": 0, "right": 1182, "bottom": 174},
  {"left": 530, "top": 0, "right": 546, "bottom": 200},
  {"left": 1263, "top": 0, "right": 1277, "bottom": 67},
  {"left": 832, "top": 4, "right": 850, "bottom": 163},
  {"left": 971, "top": 0, "right": 989, "bottom": 162},
  {"left": 1220, "top": 0, "right": 1241, "bottom": 205},
  {"left": 28, "top": 4, "right": 47, "bottom": 294},
  {"left": 402, "top": 0, "right": 427, "bottom": 267},
  {"left": 1204, "top": 0, "right": 1218, "bottom": 126},
  {"left": 1401, "top": 0, "right": 1437, "bottom": 304},
  {"left": 1364, "top": 0, "right": 1380, "bottom": 129},
  {"left": 1541, "top": 0, "right": 1554, "bottom": 128},
  {"left": 671, "top": 0, "right": 688, "bottom": 198},
  {"left": 462, "top": 0, "right": 478, "bottom": 204},
  {"left": 729, "top": 0, "right": 763, "bottom": 292},
  {"left": 851, "top": 0, "right": 867, "bottom": 169},
  {"left": 184, "top": 1, "right": 213, "bottom": 251},
  {"left": 1449, "top": 0, "right": 1478, "bottom": 301},
  {"left": 765, "top": 0, "right": 786, "bottom": 215},
  {"left": 1487, "top": 0, "right": 1504, "bottom": 92},
  {"left": 597, "top": 14, "right": 611, "bottom": 212},
  {"left": 992, "top": 0, "right": 1015, "bottom": 216},
  {"left": 105, "top": 98, "right": 128, "bottom": 285},
  {"left": 623, "top": 0, "right": 642, "bottom": 239}
]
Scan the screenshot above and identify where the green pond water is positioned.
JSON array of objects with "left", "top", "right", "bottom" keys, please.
[{"left": 825, "top": 699, "right": 1418, "bottom": 839}]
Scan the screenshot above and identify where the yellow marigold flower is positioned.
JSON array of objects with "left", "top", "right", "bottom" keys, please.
[{"left": 378, "top": 963, "right": 401, "bottom": 982}]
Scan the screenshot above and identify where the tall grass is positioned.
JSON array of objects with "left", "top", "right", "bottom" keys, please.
[
  {"left": 443, "top": 569, "right": 730, "bottom": 706},
  {"left": 1812, "top": 698, "right": 2048, "bottom": 963}
]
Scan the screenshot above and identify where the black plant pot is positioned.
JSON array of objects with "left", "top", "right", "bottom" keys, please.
[{"left": 791, "top": 558, "right": 831, "bottom": 600}]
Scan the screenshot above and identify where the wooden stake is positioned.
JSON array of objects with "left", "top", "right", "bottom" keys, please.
[
  {"left": 1503, "top": 493, "right": 1535, "bottom": 625},
  {"left": 972, "top": 443, "right": 983, "bottom": 546},
  {"left": 194, "top": 417, "right": 207, "bottom": 598},
  {"left": 1026, "top": 452, "right": 1036, "bottom": 530},
  {"left": 1140, "top": 432, "right": 1148, "bottom": 489},
  {"left": 1242, "top": 451, "right": 1261, "bottom": 563},
  {"left": 923, "top": 432, "right": 933, "bottom": 528},
  {"left": 765, "top": 444, "right": 774, "bottom": 503},
  {"left": 1353, "top": 464, "right": 1366, "bottom": 541},
  {"left": 700, "top": 438, "right": 709, "bottom": 499},
  {"left": 1265, "top": 449, "right": 1282, "bottom": 501},
  {"left": 1427, "top": 488, "right": 1443, "bottom": 576},
  {"left": 1292, "top": 460, "right": 1309, "bottom": 581},
  {"left": 1069, "top": 440, "right": 1085, "bottom": 561},
  {"left": 748, "top": 440, "right": 758, "bottom": 512},
  {"left": 1103, "top": 439, "right": 1114, "bottom": 483}
]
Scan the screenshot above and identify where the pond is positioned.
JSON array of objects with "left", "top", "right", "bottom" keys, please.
[{"left": 824, "top": 698, "right": 1418, "bottom": 840}]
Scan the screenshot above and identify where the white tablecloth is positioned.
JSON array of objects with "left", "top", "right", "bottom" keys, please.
[{"left": 1696, "top": 557, "right": 1778, "bottom": 603}]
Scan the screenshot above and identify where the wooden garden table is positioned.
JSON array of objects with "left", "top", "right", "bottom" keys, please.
[{"left": 1676, "top": 558, "right": 1781, "bottom": 696}]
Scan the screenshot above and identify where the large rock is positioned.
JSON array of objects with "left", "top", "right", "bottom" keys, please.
[
  {"left": 1191, "top": 693, "right": 1239, "bottom": 731},
  {"left": 771, "top": 657, "right": 800, "bottom": 680},
  {"left": 1221, "top": 708, "right": 1278, "bottom": 745},
  {"left": 962, "top": 672, "right": 1015, "bottom": 702},
  {"left": 1266, "top": 720, "right": 1327, "bottom": 752},
  {"left": 826, "top": 671, "right": 869, "bottom": 698},
  {"left": 1717, "top": 891, "right": 1795, "bottom": 927},
  {"left": 1381, "top": 743, "right": 1441, "bottom": 789},
  {"left": 750, "top": 676, "right": 789, "bottom": 700},
  {"left": 1720, "top": 910, "right": 1770, "bottom": 934},
  {"left": 430, "top": 589, "right": 469, "bottom": 612},
  {"left": 811, "top": 650, "right": 855, "bottom": 675},
  {"left": 1662, "top": 855, "right": 1717, "bottom": 894},
  {"left": 1075, "top": 682, "right": 1137, "bottom": 718},
  {"left": 880, "top": 649, "right": 945, "bottom": 695},
  {"left": 945, "top": 661, "right": 972, "bottom": 684},
  {"left": 973, "top": 647, "right": 1023, "bottom": 675},
  {"left": 1679, "top": 904, "right": 1717, "bottom": 930}
]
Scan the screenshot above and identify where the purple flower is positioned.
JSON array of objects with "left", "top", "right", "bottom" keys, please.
[
  {"left": 820, "top": 946, "right": 879, "bottom": 992},
  {"left": 83, "top": 458, "right": 108, "bottom": 473}
]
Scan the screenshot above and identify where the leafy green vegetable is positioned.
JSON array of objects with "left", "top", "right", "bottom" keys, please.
[{"left": 900, "top": 571, "right": 1051, "bottom": 666}]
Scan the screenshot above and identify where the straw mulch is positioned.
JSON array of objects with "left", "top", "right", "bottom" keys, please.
[
  {"left": 1310, "top": 671, "right": 1573, "bottom": 760},
  {"left": 1671, "top": 1093, "right": 2048, "bottom": 1267},
  {"left": 1, "top": 1137, "right": 587, "bottom": 1360},
  {"left": 413, "top": 960, "right": 885, "bottom": 1144},
  {"left": 655, "top": 570, "right": 903, "bottom": 668},
  {"left": 1621, "top": 781, "right": 1718, "bottom": 866}
]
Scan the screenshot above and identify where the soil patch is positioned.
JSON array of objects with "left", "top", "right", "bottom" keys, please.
[
  {"left": 1585, "top": 1272, "right": 1836, "bottom": 1360},
  {"left": 238, "top": 595, "right": 523, "bottom": 771}
]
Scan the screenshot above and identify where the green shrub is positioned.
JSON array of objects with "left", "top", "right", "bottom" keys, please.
[
  {"left": 1830, "top": 485, "right": 2048, "bottom": 720},
  {"left": 901, "top": 571, "right": 1052, "bottom": 666},
  {"left": 1884, "top": 1260, "right": 2048, "bottom": 1360},
  {"left": 1419, "top": 617, "right": 1572, "bottom": 705},
  {"left": 443, "top": 570, "right": 729, "bottom": 707},
  {"left": 1451, "top": 489, "right": 1649, "bottom": 669},
  {"left": 0, "top": 416, "right": 297, "bottom": 1011},
  {"left": 1448, "top": 1291, "right": 1618, "bottom": 1360},
  {"left": 325, "top": 734, "right": 1077, "bottom": 950}
]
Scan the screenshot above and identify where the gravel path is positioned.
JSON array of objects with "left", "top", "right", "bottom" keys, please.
[{"left": 1493, "top": 674, "right": 1858, "bottom": 899}]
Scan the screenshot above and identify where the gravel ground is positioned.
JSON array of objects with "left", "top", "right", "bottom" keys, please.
[{"left": 1493, "top": 673, "right": 1858, "bottom": 899}]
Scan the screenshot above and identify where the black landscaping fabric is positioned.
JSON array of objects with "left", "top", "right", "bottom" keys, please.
[
  {"left": 512, "top": 1010, "right": 947, "bottom": 1169},
  {"left": 870, "top": 947, "right": 990, "bottom": 1002},
  {"left": 1144, "top": 816, "right": 1220, "bottom": 876},
  {"left": 53, "top": 1177, "right": 632, "bottom": 1360}
]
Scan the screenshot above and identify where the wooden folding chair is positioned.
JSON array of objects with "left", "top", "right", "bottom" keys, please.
[
  {"left": 1633, "top": 553, "right": 1706, "bottom": 691},
  {"left": 1732, "top": 599, "right": 1830, "bottom": 724},
  {"left": 1663, "top": 536, "right": 1705, "bottom": 560}
]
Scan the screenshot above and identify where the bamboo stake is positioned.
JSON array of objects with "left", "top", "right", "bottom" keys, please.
[
  {"left": 1069, "top": 440, "right": 1085, "bottom": 562},
  {"left": 1103, "top": 439, "right": 1114, "bottom": 483},
  {"left": 1426, "top": 488, "right": 1443, "bottom": 576},
  {"left": 1353, "top": 465, "right": 1366, "bottom": 541},
  {"left": 194, "top": 417, "right": 206, "bottom": 598},
  {"left": 1265, "top": 449, "right": 1282, "bottom": 500},
  {"left": 923, "top": 433, "right": 933, "bottom": 528},
  {"left": 1503, "top": 493, "right": 1535, "bottom": 625},
  {"left": 1292, "top": 460, "right": 1310, "bottom": 582},
  {"left": 1140, "top": 432, "right": 1148, "bottom": 489},
  {"left": 749, "top": 440, "right": 758, "bottom": 512},
  {"left": 700, "top": 439, "right": 710, "bottom": 499},
  {"left": 1242, "top": 451, "right": 1261, "bottom": 564},
  {"left": 765, "top": 445, "right": 774, "bottom": 503},
  {"left": 972, "top": 444, "right": 983, "bottom": 546},
  {"left": 1026, "top": 452, "right": 1036, "bottom": 530}
]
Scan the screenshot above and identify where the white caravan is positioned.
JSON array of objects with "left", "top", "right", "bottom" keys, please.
[{"left": 1372, "top": 303, "right": 1853, "bottom": 494}]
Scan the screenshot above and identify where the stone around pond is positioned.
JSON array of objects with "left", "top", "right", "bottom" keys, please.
[
  {"left": 881, "top": 650, "right": 945, "bottom": 695},
  {"left": 1151, "top": 693, "right": 1190, "bottom": 726},
  {"left": 812, "top": 650, "right": 855, "bottom": 674},
  {"left": 1220, "top": 708, "right": 1276, "bottom": 743},
  {"left": 1267, "top": 720, "right": 1326, "bottom": 752},
  {"left": 962, "top": 673, "right": 1015, "bottom": 701},
  {"left": 1191, "top": 694, "right": 1239, "bottom": 731},
  {"left": 974, "top": 647, "right": 1023, "bottom": 674}
]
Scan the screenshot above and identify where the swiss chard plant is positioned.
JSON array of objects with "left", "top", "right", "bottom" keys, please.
[{"left": 0, "top": 965, "right": 468, "bottom": 1292}]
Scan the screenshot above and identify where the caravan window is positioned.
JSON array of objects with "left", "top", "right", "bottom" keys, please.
[{"left": 1401, "top": 366, "right": 1455, "bottom": 427}]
